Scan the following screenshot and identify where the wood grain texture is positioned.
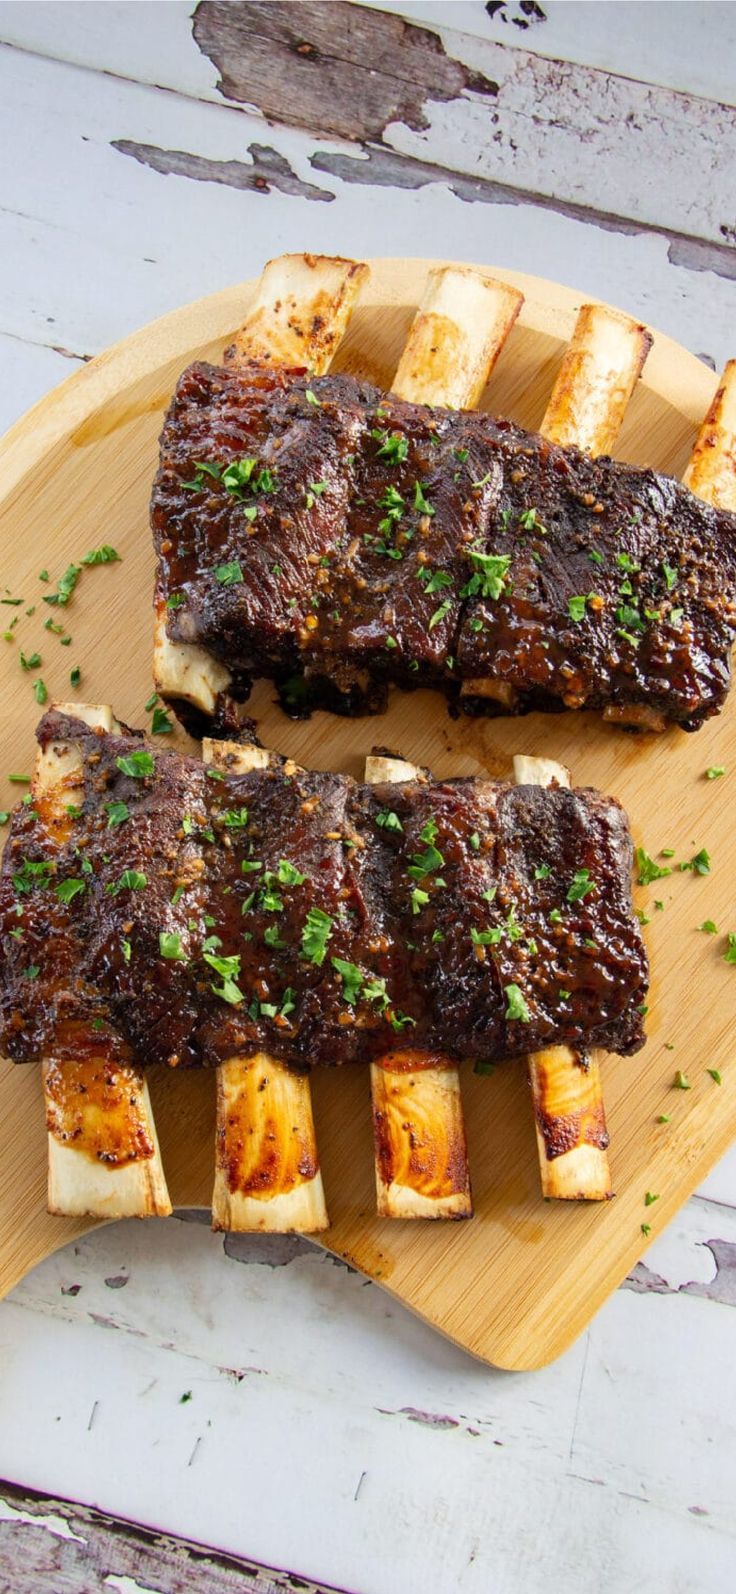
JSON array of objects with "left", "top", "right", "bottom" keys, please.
[
  {"left": 0, "top": 1480, "right": 341, "bottom": 1594},
  {"left": 0, "top": 257, "right": 733, "bottom": 1371}
]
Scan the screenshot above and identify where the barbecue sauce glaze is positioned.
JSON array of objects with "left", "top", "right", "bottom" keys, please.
[
  {"left": 153, "top": 364, "right": 736, "bottom": 728},
  {"left": 0, "top": 715, "right": 648, "bottom": 1077}
]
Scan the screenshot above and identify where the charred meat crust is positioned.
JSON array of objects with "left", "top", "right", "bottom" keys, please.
[
  {"left": 152, "top": 364, "right": 736, "bottom": 730},
  {"left": 0, "top": 714, "right": 648, "bottom": 1074}
]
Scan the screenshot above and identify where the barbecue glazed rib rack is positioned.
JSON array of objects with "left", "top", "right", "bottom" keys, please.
[
  {"left": 152, "top": 259, "right": 736, "bottom": 736},
  {"left": 1, "top": 251, "right": 736, "bottom": 1243},
  {"left": 1, "top": 709, "right": 647, "bottom": 1232}
]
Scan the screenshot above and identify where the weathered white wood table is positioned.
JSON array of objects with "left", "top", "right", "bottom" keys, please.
[{"left": 0, "top": 4, "right": 734, "bottom": 1590}]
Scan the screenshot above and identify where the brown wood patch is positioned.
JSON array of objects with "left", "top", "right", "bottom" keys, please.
[{"left": 192, "top": 0, "right": 498, "bottom": 142}]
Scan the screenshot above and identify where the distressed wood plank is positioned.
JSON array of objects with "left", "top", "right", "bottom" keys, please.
[
  {"left": 0, "top": 2, "right": 734, "bottom": 253},
  {"left": 0, "top": 1481, "right": 340, "bottom": 1594},
  {"left": 0, "top": 42, "right": 734, "bottom": 407}
]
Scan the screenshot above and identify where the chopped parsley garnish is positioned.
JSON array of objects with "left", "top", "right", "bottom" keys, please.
[
  {"left": 428, "top": 599, "right": 452, "bottom": 630},
  {"left": 471, "top": 926, "right": 502, "bottom": 947},
  {"left": 657, "top": 1114, "right": 670, "bottom": 1124},
  {"left": 534, "top": 864, "right": 551, "bottom": 880},
  {"left": 410, "top": 886, "right": 430, "bottom": 914},
  {"left": 220, "top": 807, "right": 249, "bottom": 829},
  {"left": 422, "top": 569, "right": 453, "bottom": 595},
  {"left": 644, "top": 1191, "right": 659, "bottom": 1207},
  {"left": 635, "top": 848, "right": 671, "bottom": 886},
  {"left": 413, "top": 481, "right": 435, "bottom": 516},
  {"left": 504, "top": 984, "right": 531, "bottom": 1022},
  {"left": 706, "top": 766, "right": 725, "bottom": 780},
  {"left": 166, "top": 593, "right": 186, "bottom": 609},
  {"left": 331, "top": 957, "right": 363, "bottom": 1004},
  {"left": 105, "top": 803, "right": 129, "bottom": 828},
  {"left": 81, "top": 545, "right": 120, "bottom": 566},
  {"left": 375, "top": 809, "right": 403, "bottom": 833},
  {"left": 699, "top": 919, "right": 718, "bottom": 934},
  {"left": 276, "top": 858, "right": 306, "bottom": 886},
  {"left": 384, "top": 635, "right": 397, "bottom": 649},
  {"left": 20, "top": 651, "right": 41, "bottom": 671},
  {"left": 408, "top": 843, "right": 444, "bottom": 880},
  {"left": 116, "top": 751, "right": 154, "bottom": 779},
  {"left": 301, "top": 906, "right": 333, "bottom": 965},
  {"left": 106, "top": 869, "right": 147, "bottom": 895},
  {"left": 707, "top": 1069, "right": 722, "bottom": 1085},
  {"left": 160, "top": 931, "right": 187, "bottom": 961},
  {"left": 305, "top": 388, "right": 321, "bottom": 408},
  {"left": 121, "top": 939, "right": 132, "bottom": 963},
  {"left": 679, "top": 848, "right": 710, "bottom": 876},
  {"left": 549, "top": 907, "right": 563, "bottom": 924},
  {"left": 567, "top": 595, "right": 589, "bottom": 623},
  {"left": 70, "top": 666, "right": 81, "bottom": 688},
  {"left": 8, "top": 774, "right": 31, "bottom": 784},
  {"left": 55, "top": 878, "right": 86, "bottom": 904},
  {"left": 151, "top": 706, "right": 173, "bottom": 735},
  {"left": 44, "top": 564, "right": 81, "bottom": 608},
  {"left": 723, "top": 933, "right": 736, "bottom": 966},
  {"left": 641, "top": 1224, "right": 651, "bottom": 1237},
  {"left": 673, "top": 1070, "right": 691, "bottom": 1090},
  {"left": 469, "top": 831, "right": 480, "bottom": 852},
  {"left": 372, "top": 429, "right": 408, "bottom": 464},
  {"left": 566, "top": 868, "right": 595, "bottom": 903},
  {"left": 33, "top": 679, "right": 48, "bottom": 705},
  {"left": 13, "top": 858, "right": 53, "bottom": 894},
  {"left": 662, "top": 562, "right": 677, "bottom": 591},
  {"left": 215, "top": 561, "right": 243, "bottom": 586},
  {"left": 462, "top": 547, "right": 511, "bottom": 601}
]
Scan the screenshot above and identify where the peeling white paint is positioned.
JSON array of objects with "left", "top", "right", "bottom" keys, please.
[{"left": 0, "top": 1494, "right": 87, "bottom": 1544}]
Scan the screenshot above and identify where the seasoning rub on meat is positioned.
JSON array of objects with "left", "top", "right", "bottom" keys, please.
[
  {"left": 0, "top": 714, "right": 648, "bottom": 1070},
  {"left": 152, "top": 302, "right": 736, "bottom": 736}
]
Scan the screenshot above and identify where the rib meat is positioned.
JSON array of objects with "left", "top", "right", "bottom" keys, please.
[
  {"left": 0, "top": 713, "right": 648, "bottom": 1075},
  {"left": 152, "top": 364, "right": 736, "bottom": 729}
]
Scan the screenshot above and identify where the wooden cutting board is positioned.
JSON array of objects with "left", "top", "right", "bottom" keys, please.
[{"left": 0, "top": 258, "right": 733, "bottom": 1370}]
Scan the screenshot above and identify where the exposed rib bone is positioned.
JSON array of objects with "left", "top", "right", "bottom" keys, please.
[
  {"left": 202, "top": 738, "right": 328, "bottom": 1234},
  {"left": 683, "top": 359, "right": 736, "bottom": 512},
  {"left": 392, "top": 266, "right": 523, "bottom": 410},
  {"left": 512, "top": 753, "right": 611, "bottom": 1201},
  {"left": 36, "top": 704, "right": 171, "bottom": 1219},
  {"left": 154, "top": 252, "right": 369, "bottom": 718},
  {"left": 226, "top": 252, "right": 369, "bottom": 374},
  {"left": 541, "top": 302, "right": 653, "bottom": 456},
  {"left": 365, "top": 754, "right": 472, "bottom": 1220}
]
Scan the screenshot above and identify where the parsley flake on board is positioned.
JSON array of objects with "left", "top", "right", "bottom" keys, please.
[
  {"left": 151, "top": 706, "right": 173, "bottom": 735},
  {"left": 635, "top": 848, "right": 671, "bottom": 886},
  {"left": 673, "top": 1071, "right": 691, "bottom": 1090},
  {"left": 724, "top": 933, "right": 736, "bottom": 966},
  {"left": 82, "top": 545, "right": 120, "bottom": 566},
  {"left": 679, "top": 848, "right": 711, "bottom": 876},
  {"left": 706, "top": 766, "right": 725, "bottom": 780}
]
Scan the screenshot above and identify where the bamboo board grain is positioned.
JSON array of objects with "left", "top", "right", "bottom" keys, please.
[{"left": 0, "top": 258, "right": 733, "bottom": 1371}]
